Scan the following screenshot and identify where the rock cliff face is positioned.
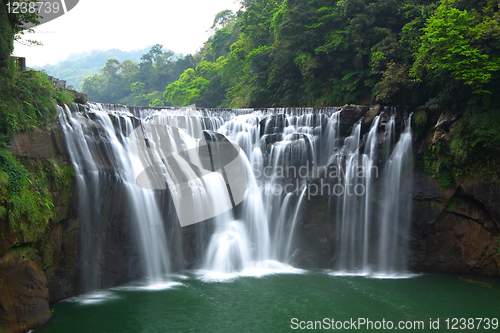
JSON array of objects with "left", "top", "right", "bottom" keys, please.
[
  {"left": 0, "top": 124, "right": 77, "bottom": 332},
  {"left": 408, "top": 106, "right": 500, "bottom": 277},
  {"left": 0, "top": 248, "right": 49, "bottom": 333}
]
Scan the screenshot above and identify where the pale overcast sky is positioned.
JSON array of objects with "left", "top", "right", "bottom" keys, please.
[{"left": 13, "top": 0, "right": 240, "bottom": 67}]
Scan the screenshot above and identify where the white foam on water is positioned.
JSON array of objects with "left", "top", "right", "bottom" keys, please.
[
  {"left": 327, "top": 270, "right": 420, "bottom": 280},
  {"left": 370, "top": 272, "right": 420, "bottom": 280},
  {"left": 328, "top": 270, "right": 371, "bottom": 277},
  {"left": 110, "top": 279, "right": 184, "bottom": 292},
  {"left": 196, "top": 260, "right": 304, "bottom": 282},
  {"left": 65, "top": 290, "right": 119, "bottom": 305},
  {"left": 141, "top": 281, "right": 184, "bottom": 291}
]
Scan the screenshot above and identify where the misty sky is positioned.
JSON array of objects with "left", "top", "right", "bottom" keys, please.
[{"left": 13, "top": 0, "right": 240, "bottom": 67}]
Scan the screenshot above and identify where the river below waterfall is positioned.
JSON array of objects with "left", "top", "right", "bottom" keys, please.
[{"left": 37, "top": 272, "right": 499, "bottom": 332}]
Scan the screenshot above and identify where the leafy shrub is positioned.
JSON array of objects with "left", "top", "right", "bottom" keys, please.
[{"left": 0, "top": 67, "right": 74, "bottom": 146}]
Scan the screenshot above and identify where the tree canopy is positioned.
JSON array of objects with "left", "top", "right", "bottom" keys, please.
[
  {"left": 79, "top": 0, "right": 499, "bottom": 111},
  {"left": 81, "top": 44, "right": 196, "bottom": 106}
]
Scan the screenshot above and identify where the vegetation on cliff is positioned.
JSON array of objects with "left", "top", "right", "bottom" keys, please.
[{"left": 0, "top": 0, "right": 75, "bottom": 249}]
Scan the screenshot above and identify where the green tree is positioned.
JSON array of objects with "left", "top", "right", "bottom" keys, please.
[
  {"left": 413, "top": 4, "right": 500, "bottom": 93},
  {"left": 164, "top": 59, "right": 226, "bottom": 107}
]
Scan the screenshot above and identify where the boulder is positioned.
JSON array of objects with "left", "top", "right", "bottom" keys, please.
[
  {"left": 361, "top": 104, "right": 381, "bottom": 132},
  {"left": 435, "top": 110, "right": 458, "bottom": 130},
  {"left": 0, "top": 221, "right": 17, "bottom": 258},
  {"left": 0, "top": 248, "right": 50, "bottom": 333},
  {"left": 68, "top": 91, "right": 87, "bottom": 104}
]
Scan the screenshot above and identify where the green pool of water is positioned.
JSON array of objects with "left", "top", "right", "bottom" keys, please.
[{"left": 37, "top": 271, "right": 500, "bottom": 332}]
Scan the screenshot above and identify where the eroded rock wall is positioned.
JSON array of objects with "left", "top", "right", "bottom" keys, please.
[
  {"left": 0, "top": 248, "right": 49, "bottom": 333},
  {"left": 0, "top": 124, "right": 78, "bottom": 332}
]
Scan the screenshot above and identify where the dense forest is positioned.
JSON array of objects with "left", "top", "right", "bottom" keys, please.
[
  {"left": 83, "top": 0, "right": 499, "bottom": 110},
  {"left": 82, "top": 45, "right": 197, "bottom": 106}
]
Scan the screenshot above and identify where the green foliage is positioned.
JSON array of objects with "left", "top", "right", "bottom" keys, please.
[
  {"left": 374, "top": 61, "right": 413, "bottom": 103},
  {"left": 436, "top": 157, "right": 455, "bottom": 188},
  {"left": 55, "top": 88, "right": 76, "bottom": 106},
  {"left": 424, "top": 144, "right": 455, "bottom": 189},
  {"left": 422, "top": 142, "right": 456, "bottom": 188},
  {"left": 0, "top": 150, "right": 52, "bottom": 242},
  {"left": 81, "top": 44, "right": 195, "bottom": 106},
  {"left": 412, "top": 110, "right": 428, "bottom": 138},
  {"left": 6, "top": 0, "right": 41, "bottom": 47},
  {"left": 413, "top": 4, "right": 500, "bottom": 93},
  {"left": 0, "top": 67, "right": 72, "bottom": 145},
  {"left": 36, "top": 47, "right": 150, "bottom": 91},
  {"left": 164, "top": 59, "right": 226, "bottom": 107},
  {"left": 0, "top": 0, "right": 14, "bottom": 68},
  {"left": 449, "top": 109, "right": 500, "bottom": 180},
  {"left": 160, "top": 0, "right": 443, "bottom": 107},
  {"left": 0, "top": 7, "right": 74, "bottom": 267},
  {"left": 69, "top": 0, "right": 500, "bottom": 135},
  {"left": 211, "top": 9, "right": 236, "bottom": 32},
  {"left": 0, "top": 144, "right": 74, "bottom": 244}
]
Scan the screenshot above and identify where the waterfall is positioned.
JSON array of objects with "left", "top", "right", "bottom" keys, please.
[
  {"left": 375, "top": 115, "right": 413, "bottom": 275},
  {"left": 58, "top": 103, "right": 413, "bottom": 289},
  {"left": 332, "top": 113, "right": 413, "bottom": 277},
  {"left": 58, "top": 104, "right": 171, "bottom": 290}
]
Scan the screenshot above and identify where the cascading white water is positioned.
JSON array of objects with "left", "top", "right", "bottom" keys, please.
[
  {"left": 332, "top": 113, "right": 413, "bottom": 277},
  {"left": 334, "top": 117, "right": 381, "bottom": 274},
  {"left": 375, "top": 115, "right": 413, "bottom": 276},
  {"left": 59, "top": 102, "right": 413, "bottom": 287},
  {"left": 202, "top": 110, "right": 344, "bottom": 277},
  {"left": 59, "top": 104, "right": 171, "bottom": 289}
]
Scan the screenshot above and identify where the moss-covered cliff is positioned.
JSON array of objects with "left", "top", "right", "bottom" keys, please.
[
  {"left": 0, "top": 2, "right": 79, "bottom": 329},
  {"left": 410, "top": 106, "right": 500, "bottom": 277},
  {"left": 0, "top": 127, "right": 78, "bottom": 332},
  {"left": 0, "top": 115, "right": 80, "bottom": 333}
]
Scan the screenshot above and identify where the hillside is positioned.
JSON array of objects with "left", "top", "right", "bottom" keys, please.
[{"left": 34, "top": 47, "right": 153, "bottom": 90}]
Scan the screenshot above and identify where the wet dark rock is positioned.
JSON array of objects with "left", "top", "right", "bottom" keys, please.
[
  {"left": 288, "top": 249, "right": 316, "bottom": 269},
  {"left": 459, "top": 177, "right": 500, "bottom": 228},
  {"left": 0, "top": 248, "right": 50, "bottom": 333},
  {"left": 413, "top": 195, "right": 500, "bottom": 277},
  {"left": 7, "top": 124, "right": 70, "bottom": 164},
  {"left": 361, "top": 104, "right": 381, "bottom": 132},
  {"left": 44, "top": 218, "right": 80, "bottom": 303}
]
